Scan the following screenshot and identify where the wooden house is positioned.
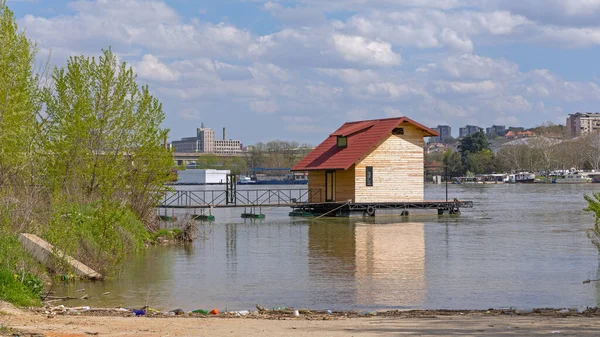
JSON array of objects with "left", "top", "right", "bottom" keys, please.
[{"left": 291, "top": 117, "right": 438, "bottom": 204}]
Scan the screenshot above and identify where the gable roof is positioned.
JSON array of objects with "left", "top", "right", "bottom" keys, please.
[{"left": 292, "top": 116, "right": 439, "bottom": 171}]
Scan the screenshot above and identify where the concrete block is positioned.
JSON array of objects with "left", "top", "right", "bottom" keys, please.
[{"left": 18, "top": 233, "right": 102, "bottom": 280}]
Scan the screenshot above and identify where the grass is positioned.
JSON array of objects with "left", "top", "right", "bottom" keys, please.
[
  {"left": 149, "top": 228, "right": 182, "bottom": 242},
  {"left": 0, "top": 268, "right": 41, "bottom": 307}
]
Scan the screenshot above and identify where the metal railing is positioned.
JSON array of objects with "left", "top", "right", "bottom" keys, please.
[{"left": 158, "top": 188, "right": 322, "bottom": 208}]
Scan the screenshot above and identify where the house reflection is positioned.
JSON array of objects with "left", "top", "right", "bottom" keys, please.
[{"left": 308, "top": 220, "right": 426, "bottom": 308}]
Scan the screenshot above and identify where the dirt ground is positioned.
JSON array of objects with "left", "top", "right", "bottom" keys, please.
[{"left": 3, "top": 302, "right": 600, "bottom": 337}]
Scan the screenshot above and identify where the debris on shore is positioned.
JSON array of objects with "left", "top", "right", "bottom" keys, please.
[{"left": 31, "top": 304, "right": 600, "bottom": 320}]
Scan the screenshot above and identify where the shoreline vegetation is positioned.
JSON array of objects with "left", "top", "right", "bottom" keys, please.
[{"left": 0, "top": 0, "right": 173, "bottom": 308}]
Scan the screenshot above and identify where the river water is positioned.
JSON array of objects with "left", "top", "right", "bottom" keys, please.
[{"left": 57, "top": 184, "right": 600, "bottom": 311}]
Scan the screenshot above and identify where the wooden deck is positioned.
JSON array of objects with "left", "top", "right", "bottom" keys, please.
[{"left": 290, "top": 200, "right": 473, "bottom": 217}]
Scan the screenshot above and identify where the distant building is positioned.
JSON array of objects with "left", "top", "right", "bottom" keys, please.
[
  {"left": 566, "top": 112, "right": 600, "bottom": 137},
  {"left": 485, "top": 125, "right": 506, "bottom": 137},
  {"left": 214, "top": 139, "right": 242, "bottom": 154},
  {"left": 459, "top": 125, "right": 482, "bottom": 138},
  {"left": 196, "top": 127, "right": 215, "bottom": 153},
  {"left": 171, "top": 124, "right": 242, "bottom": 154},
  {"left": 430, "top": 125, "right": 452, "bottom": 143}
]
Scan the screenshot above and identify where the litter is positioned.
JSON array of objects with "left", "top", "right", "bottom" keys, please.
[
  {"left": 170, "top": 309, "right": 185, "bottom": 315},
  {"left": 234, "top": 310, "right": 249, "bottom": 316},
  {"left": 293, "top": 310, "right": 299, "bottom": 317},
  {"left": 209, "top": 309, "right": 219, "bottom": 315},
  {"left": 133, "top": 309, "right": 146, "bottom": 316},
  {"left": 192, "top": 309, "right": 210, "bottom": 315}
]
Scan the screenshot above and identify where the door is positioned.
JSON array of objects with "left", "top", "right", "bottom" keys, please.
[{"left": 326, "top": 171, "right": 336, "bottom": 202}]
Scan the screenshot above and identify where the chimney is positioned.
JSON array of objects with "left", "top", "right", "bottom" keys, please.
[{"left": 223, "top": 127, "right": 226, "bottom": 141}]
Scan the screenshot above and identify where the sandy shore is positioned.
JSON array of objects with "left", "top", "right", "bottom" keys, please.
[{"left": 3, "top": 303, "right": 600, "bottom": 336}]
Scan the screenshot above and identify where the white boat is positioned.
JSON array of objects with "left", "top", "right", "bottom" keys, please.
[
  {"left": 507, "top": 173, "right": 535, "bottom": 183},
  {"left": 238, "top": 176, "right": 256, "bottom": 184},
  {"left": 555, "top": 172, "right": 592, "bottom": 184}
]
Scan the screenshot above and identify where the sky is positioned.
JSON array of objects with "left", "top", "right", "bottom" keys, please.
[{"left": 7, "top": 0, "right": 600, "bottom": 145}]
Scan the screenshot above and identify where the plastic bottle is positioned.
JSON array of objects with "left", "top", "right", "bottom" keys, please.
[{"left": 192, "top": 309, "right": 210, "bottom": 315}]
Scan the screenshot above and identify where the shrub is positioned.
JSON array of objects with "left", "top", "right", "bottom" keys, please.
[
  {"left": 45, "top": 200, "right": 149, "bottom": 275},
  {"left": 0, "top": 268, "right": 41, "bottom": 307},
  {"left": 585, "top": 193, "right": 600, "bottom": 251}
]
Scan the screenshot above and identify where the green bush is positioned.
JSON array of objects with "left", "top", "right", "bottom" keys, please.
[
  {"left": 45, "top": 201, "right": 150, "bottom": 275},
  {"left": 585, "top": 193, "right": 600, "bottom": 251},
  {"left": 0, "top": 267, "right": 41, "bottom": 307}
]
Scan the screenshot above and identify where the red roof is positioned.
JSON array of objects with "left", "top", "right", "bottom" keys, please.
[{"left": 292, "top": 116, "right": 438, "bottom": 171}]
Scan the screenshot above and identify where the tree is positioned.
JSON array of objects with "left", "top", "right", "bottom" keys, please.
[
  {"left": 581, "top": 133, "right": 600, "bottom": 170},
  {"left": 42, "top": 48, "right": 172, "bottom": 220},
  {"left": 459, "top": 131, "right": 489, "bottom": 154},
  {"left": 0, "top": 0, "right": 38, "bottom": 185},
  {"left": 459, "top": 131, "right": 492, "bottom": 174},
  {"left": 442, "top": 149, "right": 463, "bottom": 177}
]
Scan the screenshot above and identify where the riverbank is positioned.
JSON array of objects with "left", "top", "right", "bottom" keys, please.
[{"left": 4, "top": 303, "right": 600, "bottom": 336}]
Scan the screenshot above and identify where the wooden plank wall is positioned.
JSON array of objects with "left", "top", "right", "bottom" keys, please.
[
  {"left": 355, "top": 123, "right": 425, "bottom": 202},
  {"left": 308, "top": 170, "right": 326, "bottom": 202},
  {"left": 335, "top": 167, "right": 355, "bottom": 202}
]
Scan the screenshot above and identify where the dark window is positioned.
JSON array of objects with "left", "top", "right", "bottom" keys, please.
[
  {"left": 337, "top": 136, "right": 348, "bottom": 148},
  {"left": 366, "top": 166, "right": 373, "bottom": 186},
  {"left": 392, "top": 127, "right": 404, "bottom": 135}
]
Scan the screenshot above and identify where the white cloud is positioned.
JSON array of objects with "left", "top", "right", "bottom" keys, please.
[
  {"left": 437, "top": 54, "right": 519, "bottom": 79},
  {"left": 332, "top": 34, "right": 400, "bottom": 66},
  {"left": 435, "top": 80, "right": 498, "bottom": 95},
  {"left": 136, "top": 54, "right": 179, "bottom": 82}
]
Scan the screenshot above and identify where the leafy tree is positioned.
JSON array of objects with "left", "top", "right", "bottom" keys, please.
[
  {"left": 42, "top": 48, "right": 172, "bottom": 221},
  {"left": 442, "top": 149, "right": 463, "bottom": 177},
  {"left": 196, "top": 155, "right": 221, "bottom": 169},
  {"left": 0, "top": 0, "right": 38, "bottom": 185},
  {"left": 458, "top": 131, "right": 489, "bottom": 155}
]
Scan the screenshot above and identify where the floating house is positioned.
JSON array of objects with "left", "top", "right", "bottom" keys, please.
[{"left": 292, "top": 117, "right": 438, "bottom": 204}]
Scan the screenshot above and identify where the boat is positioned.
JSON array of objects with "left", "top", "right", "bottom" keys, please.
[
  {"left": 507, "top": 173, "right": 536, "bottom": 183},
  {"left": 238, "top": 176, "right": 256, "bottom": 184},
  {"left": 453, "top": 177, "right": 477, "bottom": 184},
  {"left": 555, "top": 172, "right": 592, "bottom": 184},
  {"left": 237, "top": 172, "right": 308, "bottom": 185},
  {"left": 254, "top": 172, "right": 308, "bottom": 185}
]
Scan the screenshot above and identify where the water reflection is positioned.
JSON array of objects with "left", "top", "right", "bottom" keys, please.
[
  {"left": 308, "top": 219, "right": 426, "bottom": 309},
  {"left": 354, "top": 222, "right": 425, "bottom": 307}
]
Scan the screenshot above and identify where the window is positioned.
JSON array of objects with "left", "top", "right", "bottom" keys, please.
[
  {"left": 366, "top": 166, "right": 373, "bottom": 186},
  {"left": 337, "top": 136, "right": 348, "bottom": 148},
  {"left": 392, "top": 127, "right": 404, "bottom": 135}
]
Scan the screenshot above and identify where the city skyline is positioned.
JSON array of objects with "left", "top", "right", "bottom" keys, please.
[{"left": 8, "top": 0, "right": 600, "bottom": 144}]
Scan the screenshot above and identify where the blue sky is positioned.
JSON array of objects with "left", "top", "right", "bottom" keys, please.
[{"left": 7, "top": 0, "right": 600, "bottom": 144}]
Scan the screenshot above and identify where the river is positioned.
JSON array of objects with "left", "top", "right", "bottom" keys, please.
[{"left": 57, "top": 184, "right": 600, "bottom": 311}]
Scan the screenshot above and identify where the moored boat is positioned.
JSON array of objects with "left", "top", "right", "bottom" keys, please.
[
  {"left": 507, "top": 173, "right": 535, "bottom": 183},
  {"left": 555, "top": 172, "right": 592, "bottom": 184}
]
